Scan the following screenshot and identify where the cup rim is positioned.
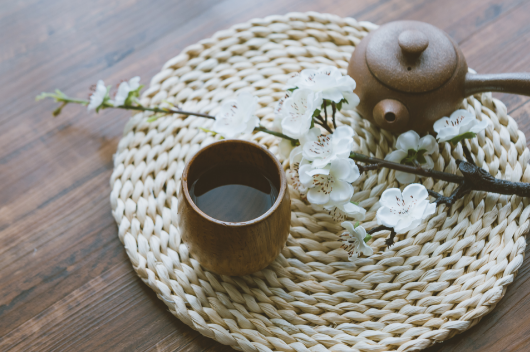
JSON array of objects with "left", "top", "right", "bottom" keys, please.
[{"left": 181, "top": 139, "right": 287, "bottom": 227}]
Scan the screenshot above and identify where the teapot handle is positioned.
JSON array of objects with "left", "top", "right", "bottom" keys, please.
[{"left": 464, "top": 72, "right": 530, "bottom": 97}]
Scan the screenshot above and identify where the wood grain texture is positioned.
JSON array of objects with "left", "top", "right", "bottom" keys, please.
[
  {"left": 178, "top": 140, "right": 291, "bottom": 276},
  {"left": 0, "top": 0, "right": 529, "bottom": 351}
]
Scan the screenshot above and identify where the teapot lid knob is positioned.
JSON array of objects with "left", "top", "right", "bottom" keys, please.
[
  {"left": 398, "top": 29, "right": 429, "bottom": 56},
  {"left": 365, "top": 21, "right": 458, "bottom": 93}
]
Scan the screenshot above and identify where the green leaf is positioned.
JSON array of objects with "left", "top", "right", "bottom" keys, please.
[
  {"left": 336, "top": 101, "right": 342, "bottom": 111},
  {"left": 449, "top": 132, "right": 477, "bottom": 145},
  {"left": 354, "top": 221, "right": 360, "bottom": 228},
  {"left": 400, "top": 148, "right": 428, "bottom": 166},
  {"left": 36, "top": 92, "right": 52, "bottom": 101},
  {"left": 124, "top": 84, "right": 144, "bottom": 106},
  {"left": 416, "top": 149, "right": 427, "bottom": 164},
  {"left": 287, "top": 87, "right": 297, "bottom": 92},
  {"left": 52, "top": 102, "right": 67, "bottom": 117},
  {"left": 350, "top": 201, "right": 360, "bottom": 205},
  {"left": 312, "top": 109, "right": 321, "bottom": 118},
  {"left": 363, "top": 234, "right": 372, "bottom": 243}
]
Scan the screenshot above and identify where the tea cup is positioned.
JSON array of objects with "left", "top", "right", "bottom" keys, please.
[{"left": 178, "top": 139, "right": 291, "bottom": 276}]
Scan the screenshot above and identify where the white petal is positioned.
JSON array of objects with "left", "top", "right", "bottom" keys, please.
[
  {"left": 450, "top": 109, "right": 474, "bottom": 121},
  {"left": 344, "top": 159, "right": 360, "bottom": 183},
  {"left": 377, "top": 206, "right": 401, "bottom": 227},
  {"left": 329, "top": 158, "right": 351, "bottom": 180},
  {"left": 87, "top": 80, "right": 107, "bottom": 111},
  {"left": 396, "top": 130, "right": 420, "bottom": 151},
  {"left": 395, "top": 218, "right": 419, "bottom": 234},
  {"left": 334, "top": 125, "right": 355, "bottom": 139},
  {"left": 114, "top": 81, "right": 130, "bottom": 107},
  {"left": 355, "top": 225, "right": 366, "bottom": 238},
  {"left": 341, "top": 91, "right": 360, "bottom": 109},
  {"left": 385, "top": 150, "right": 408, "bottom": 163},
  {"left": 380, "top": 188, "right": 403, "bottom": 208},
  {"left": 321, "top": 88, "right": 345, "bottom": 103},
  {"left": 423, "top": 155, "right": 434, "bottom": 169},
  {"left": 333, "top": 139, "right": 354, "bottom": 160},
  {"left": 306, "top": 167, "right": 330, "bottom": 177},
  {"left": 336, "top": 75, "right": 356, "bottom": 90},
  {"left": 307, "top": 187, "right": 330, "bottom": 205},
  {"left": 128, "top": 76, "right": 141, "bottom": 90},
  {"left": 300, "top": 128, "right": 320, "bottom": 146},
  {"left": 358, "top": 241, "right": 373, "bottom": 256},
  {"left": 299, "top": 164, "right": 314, "bottom": 186},
  {"left": 289, "top": 146, "right": 303, "bottom": 167},
  {"left": 422, "top": 202, "right": 437, "bottom": 218},
  {"left": 312, "top": 157, "right": 332, "bottom": 169},
  {"left": 281, "top": 89, "right": 315, "bottom": 139},
  {"left": 469, "top": 119, "right": 489, "bottom": 134},
  {"left": 340, "top": 202, "right": 366, "bottom": 220},
  {"left": 244, "top": 115, "right": 259, "bottom": 134},
  {"left": 418, "top": 135, "right": 438, "bottom": 154},
  {"left": 410, "top": 199, "right": 430, "bottom": 219},
  {"left": 318, "top": 65, "right": 341, "bottom": 77},
  {"left": 396, "top": 171, "right": 416, "bottom": 184},
  {"left": 341, "top": 221, "right": 355, "bottom": 233},
  {"left": 457, "top": 115, "right": 477, "bottom": 135},
  {"left": 436, "top": 126, "right": 459, "bottom": 142},
  {"left": 433, "top": 116, "right": 451, "bottom": 134},
  {"left": 330, "top": 180, "right": 353, "bottom": 204},
  {"left": 403, "top": 183, "right": 428, "bottom": 202}
]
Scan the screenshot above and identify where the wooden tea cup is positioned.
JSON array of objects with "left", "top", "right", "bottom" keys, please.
[{"left": 178, "top": 139, "right": 291, "bottom": 276}]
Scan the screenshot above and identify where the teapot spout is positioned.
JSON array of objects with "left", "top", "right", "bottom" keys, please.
[
  {"left": 373, "top": 99, "right": 410, "bottom": 132},
  {"left": 464, "top": 72, "right": 530, "bottom": 97}
]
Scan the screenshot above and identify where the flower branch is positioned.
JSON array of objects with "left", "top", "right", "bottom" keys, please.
[
  {"left": 350, "top": 152, "right": 465, "bottom": 184},
  {"left": 39, "top": 67, "right": 530, "bottom": 261}
]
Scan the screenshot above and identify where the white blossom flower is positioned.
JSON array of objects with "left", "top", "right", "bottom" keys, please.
[
  {"left": 212, "top": 92, "right": 260, "bottom": 139},
  {"left": 113, "top": 76, "right": 141, "bottom": 107},
  {"left": 325, "top": 202, "right": 366, "bottom": 222},
  {"left": 278, "top": 89, "right": 322, "bottom": 139},
  {"left": 299, "top": 158, "right": 359, "bottom": 205},
  {"left": 87, "top": 80, "right": 108, "bottom": 111},
  {"left": 385, "top": 130, "right": 437, "bottom": 184},
  {"left": 433, "top": 109, "right": 489, "bottom": 143},
  {"left": 302, "top": 125, "right": 354, "bottom": 168},
  {"left": 286, "top": 144, "right": 304, "bottom": 192},
  {"left": 286, "top": 65, "right": 359, "bottom": 106},
  {"left": 340, "top": 222, "right": 373, "bottom": 259},
  {"left": 376, "top": 184, "right": 436, "bottom": 234}
]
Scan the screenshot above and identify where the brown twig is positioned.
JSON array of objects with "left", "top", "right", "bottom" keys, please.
[
  {"left": 367, "top": 225, "right": 396, "bottom": 247},
  {"left": 350, "top": 152, "right": 464, "bottom": 184},
  {"left": 461, "top": 143, "right": 476, "bottom": 166},
  {"left": 313, "top": 115, "right": 333, "bottom": 134},
  {"left": 352, "top": 153, "right": 530, "bottom": 203},
  {"left": 356, "top": 163, "right": 380, "bottom": 173}
]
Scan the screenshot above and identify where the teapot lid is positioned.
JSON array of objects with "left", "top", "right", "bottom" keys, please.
[{"left": 366, "top": 21, "right": 457, "bottom": 93}]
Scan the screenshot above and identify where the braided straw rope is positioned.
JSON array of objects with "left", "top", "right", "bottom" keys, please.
[{"left": 110, "top": 12, "right": 530, "bottom": 352}]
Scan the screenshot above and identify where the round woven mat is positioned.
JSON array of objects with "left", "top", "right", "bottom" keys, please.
[{"left": 110, "top": 12, "right": 530, "bottom": 352}]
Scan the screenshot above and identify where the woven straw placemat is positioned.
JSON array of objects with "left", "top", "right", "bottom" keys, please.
[{"left": 110, "top": 12, "right": 530, "bottom": 352}]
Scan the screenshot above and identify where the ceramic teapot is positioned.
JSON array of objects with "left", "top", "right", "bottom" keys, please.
[{"left": 347, "top": 20, "right": 530, "bottom": 134}]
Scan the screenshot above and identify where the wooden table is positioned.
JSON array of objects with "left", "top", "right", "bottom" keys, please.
[{"left": 1, "top": 1, "right": 530, "bottom": 351}]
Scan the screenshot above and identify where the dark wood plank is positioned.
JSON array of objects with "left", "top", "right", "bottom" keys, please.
[{"left": 1, "top": 0, "right": 530, "bottom": 351}]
